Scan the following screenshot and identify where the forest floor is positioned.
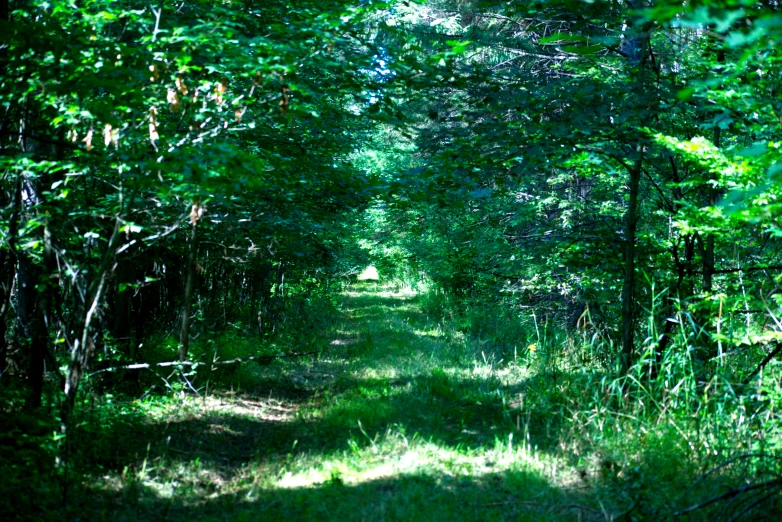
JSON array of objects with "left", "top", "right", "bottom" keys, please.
[{"left": 39, "top": 283, "right": 630, "bottom": 521}]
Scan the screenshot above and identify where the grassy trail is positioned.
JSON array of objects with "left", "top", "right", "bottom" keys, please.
[{"left": 79, "top": 283, "right": 604, "bottom": 522}]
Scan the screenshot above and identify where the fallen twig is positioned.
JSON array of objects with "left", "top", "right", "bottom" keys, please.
[
  {"left": 674, "top": 478, "right": 782, "bottom": 517},
  {"left": 88, "top": 351, "right": 320, "bottom": 376},
  {"left": 743, "top": 342, "right": 782, "bottom": 385},
  {"left": 482, "top": 500, "right": 602, "bottom": 514}
]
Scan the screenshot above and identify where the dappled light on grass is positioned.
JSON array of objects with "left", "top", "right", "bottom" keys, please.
[
  {"left": 275, "top": 425, "right": 566, "bottom": 491},
  {"left": 412, "top": 327, "right": 446, "bottom": 338},
  {"left": 344, "top": 283, "right": 419, "bottom": 300},
  {"left": 329, "top": 328, "right": 361, "bottom": 346},
  {"left": 14, "top": 281, "right": 776, "bottom": 521},
  {"left": 5, "top": 0, "right": 782, "bottom": 519},
  {"left": 81, "top": 397, "right": 586, "bottom": 520},
  {"left": 63, "top": 282, "right": 607, "bottom": 521}
]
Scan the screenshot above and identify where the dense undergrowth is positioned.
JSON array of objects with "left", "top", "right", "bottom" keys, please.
[
  {"left": 416, "top": 283, "right": 782, "bottom": 520},
  {"left": 2, "top": 281, "right": 781, "bottom": 521}
]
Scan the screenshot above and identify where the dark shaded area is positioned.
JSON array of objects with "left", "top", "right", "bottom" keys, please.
[
  {"left": 69, "top": 470, "right": 602, "bottom": 522},
  {"left": 63, "top": 376, "right": 533, "bottom": 477}
]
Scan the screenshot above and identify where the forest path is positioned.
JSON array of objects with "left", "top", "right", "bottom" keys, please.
[{"left": 86, "top": 283, "right": 602, "bottom": 522}]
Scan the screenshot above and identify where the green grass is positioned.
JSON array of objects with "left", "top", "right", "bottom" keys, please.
[{"left": 3, "top": 282, "right": 781, "bottom": 521}]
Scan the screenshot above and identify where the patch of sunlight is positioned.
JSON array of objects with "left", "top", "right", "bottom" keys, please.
[
  {"left": 447, "top": 362, "right": 530, "bottom": 387},
  {"left": 141, "top": 479, "right": 177, "bottom": 499},
  {"left": 193, "top": 395, "right": 297, "bottom": 421},
  {"left": 412, "top": 328, "right": 444, "bottom": 338},
  {"left": 357, "top": 265, "right": 379, "bottom": 280},
  {"left": 393, "top": 304, "right": 421, "bottom": 311},
  {"left": 275, "top": 427, "right": 567, "bottom": 490},
  {"left": 353, "top": 365, "right": 402, "bottom": 380},
  {"left": 376, "top": 287, "right": 417, "bottom": 298},
  {"left": 344, "top": 288, "right": 417, "bottom": 299},
  {"left": 96, "top": 460, "right": 227, "bottom": 501}
]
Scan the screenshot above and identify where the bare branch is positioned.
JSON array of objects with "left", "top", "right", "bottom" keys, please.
[{"left": 89, "top": 350, "right": 320, "bottom": 376}]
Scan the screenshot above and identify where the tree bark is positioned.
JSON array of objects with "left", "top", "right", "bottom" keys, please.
[
  {"left": 703, "top": 127, "right": 720, "bottom": 294},
  {"left": 619, "top": 20, "right": 651, "bottom": 376},
  {"left": 13, "top": 173, "right": 51, "bottom": 408},
  {"left": 620, "top": 148, "right": 645, "bottom": 375},
  {"left": 16, "top": 249, "right": 48, "bottom": 408},
  {"left": 0, "top": 175, "right": 21, "bottom": 381},
  {"left": 64, "top": 218, "right": 123, "bottom": 415}
]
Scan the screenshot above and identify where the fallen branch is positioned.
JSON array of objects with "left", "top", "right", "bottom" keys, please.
[
  {"left": 743, "top": 342, "right": 782, "bottom": 385},
  {"left": 89, "top": 351, "right": 319, "bottom": 376},
  {"left": 482, "top": 500, "right": 603, "bottom": 514},
  {"left": 713, "top": 265, "right": 782, "bottom": 275},
  {"left": 674, "top": 478, "right": 782, "bottom": 517},
  {"left": 679, "top": 453, "right": 782, "bottom": 498}
]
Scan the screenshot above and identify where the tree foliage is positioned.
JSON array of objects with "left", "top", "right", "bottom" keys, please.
[
  {"left": 0, "top": 0, "right": 389, "bottom": 408},
  {"left": 2, "top": 0, "right": 782, "bottom": 517},
  {"left": 378, "top": 0, "right": 782, "bottom": 375}
]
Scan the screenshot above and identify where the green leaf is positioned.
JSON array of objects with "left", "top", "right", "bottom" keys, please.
[
  {"left": 735, "top": 143, "right": 768, "bottom": 158},
  {"left": 769, "top": 162, "right": 782, "bottom": 180},
  {"left": 561, "top": 44, "right": 603, "bottom": 55},
  {"left": 725, "top": 27, "right": 766, "bottom": 48},
  {"left": 445, "top": 40, "right": 472, "bottom": 54},
  {"left": 539, "top": 33, "right": 587, "bottom": 44},
  {"left": 676, "top": 87, "right": 695, "bottom": 101}
]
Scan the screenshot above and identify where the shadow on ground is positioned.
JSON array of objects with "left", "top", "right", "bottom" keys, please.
[
  {"left": 61, "top": 287, "right": 588, "bottom": 481},
  {"left": 8, "top": 285, "right": 776, "bottom": 521},
  {"left": 71, "top": 468, "right": 605, "bottom": 522}
]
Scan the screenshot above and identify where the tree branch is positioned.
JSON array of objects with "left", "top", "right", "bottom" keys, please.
[
  {"left": 713, "top": 265, "right": 782, "bottom": 275},
  {"left": 743, "top": 343, "right": 782, "bottom": 385},
  {"left": 89, "top": 350, "right": 320, "bottom": 376},
  {"left": 674, "top": 478, "right": 782, "bottom": 517}
]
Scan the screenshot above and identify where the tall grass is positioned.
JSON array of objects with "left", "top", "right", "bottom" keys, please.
[{"left": 418, "top": 281, "right": 782, "bottom": 520}]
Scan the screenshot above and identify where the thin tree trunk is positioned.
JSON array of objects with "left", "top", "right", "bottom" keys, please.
[
  {"left": 620, "top": 150, "right": 645, "bottom": 375},
  {"left": 16, "top": 252, "right": 47, "bottom": 408},
  {"left": 0, "top": 175, "right": 21, "bottom": 381},
  {"left": 703, "top": 44, "right": 726, "bottom": 294},
  {"left": 703, "top": 127, "right": 720, "bottom": 294},
  {"left": 64, "top": 218, "right": 122, "bottom": 416},
  {"left": 112, "top": 256, "right": 133, "bottom": 356},
  {"left": 13, "top": 171, "right": 50, "bottom": 408},
  {"left": 619, "top": 17, "right": 651, "bottom": 376},
  {"left": 695, "top": 46, "right": 726, "bottom": 369},
  {"left": 178, "top": 202, "right": 201, "bottom": 361}
]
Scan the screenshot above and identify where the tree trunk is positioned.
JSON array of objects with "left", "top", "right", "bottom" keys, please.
[
  {"left": 178, "top": 202, "right": 201, "bottom": 361},
  {"left": 14, "top": 175, "right": 51, "bottom": 408},
  {"left": 702, "top": 42, "right": 726, "bottom": 295},
  {"left": 63, "top": 218, "right": 122, "bottom": 417},
  {"left": 703, "top": 121, "right": 721, "bottom": 294},
  {"left": 0, "top": 175, "right": 21, "bottom": 381},
  {"left": 619, "top": 18, "right": 651, "bottom": 376},
  {"left": 620, "top": 150, "right": 645, "bottom": 375},
  {"left": 16, "top": 249, "right": 48, "bottom": 408}
]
